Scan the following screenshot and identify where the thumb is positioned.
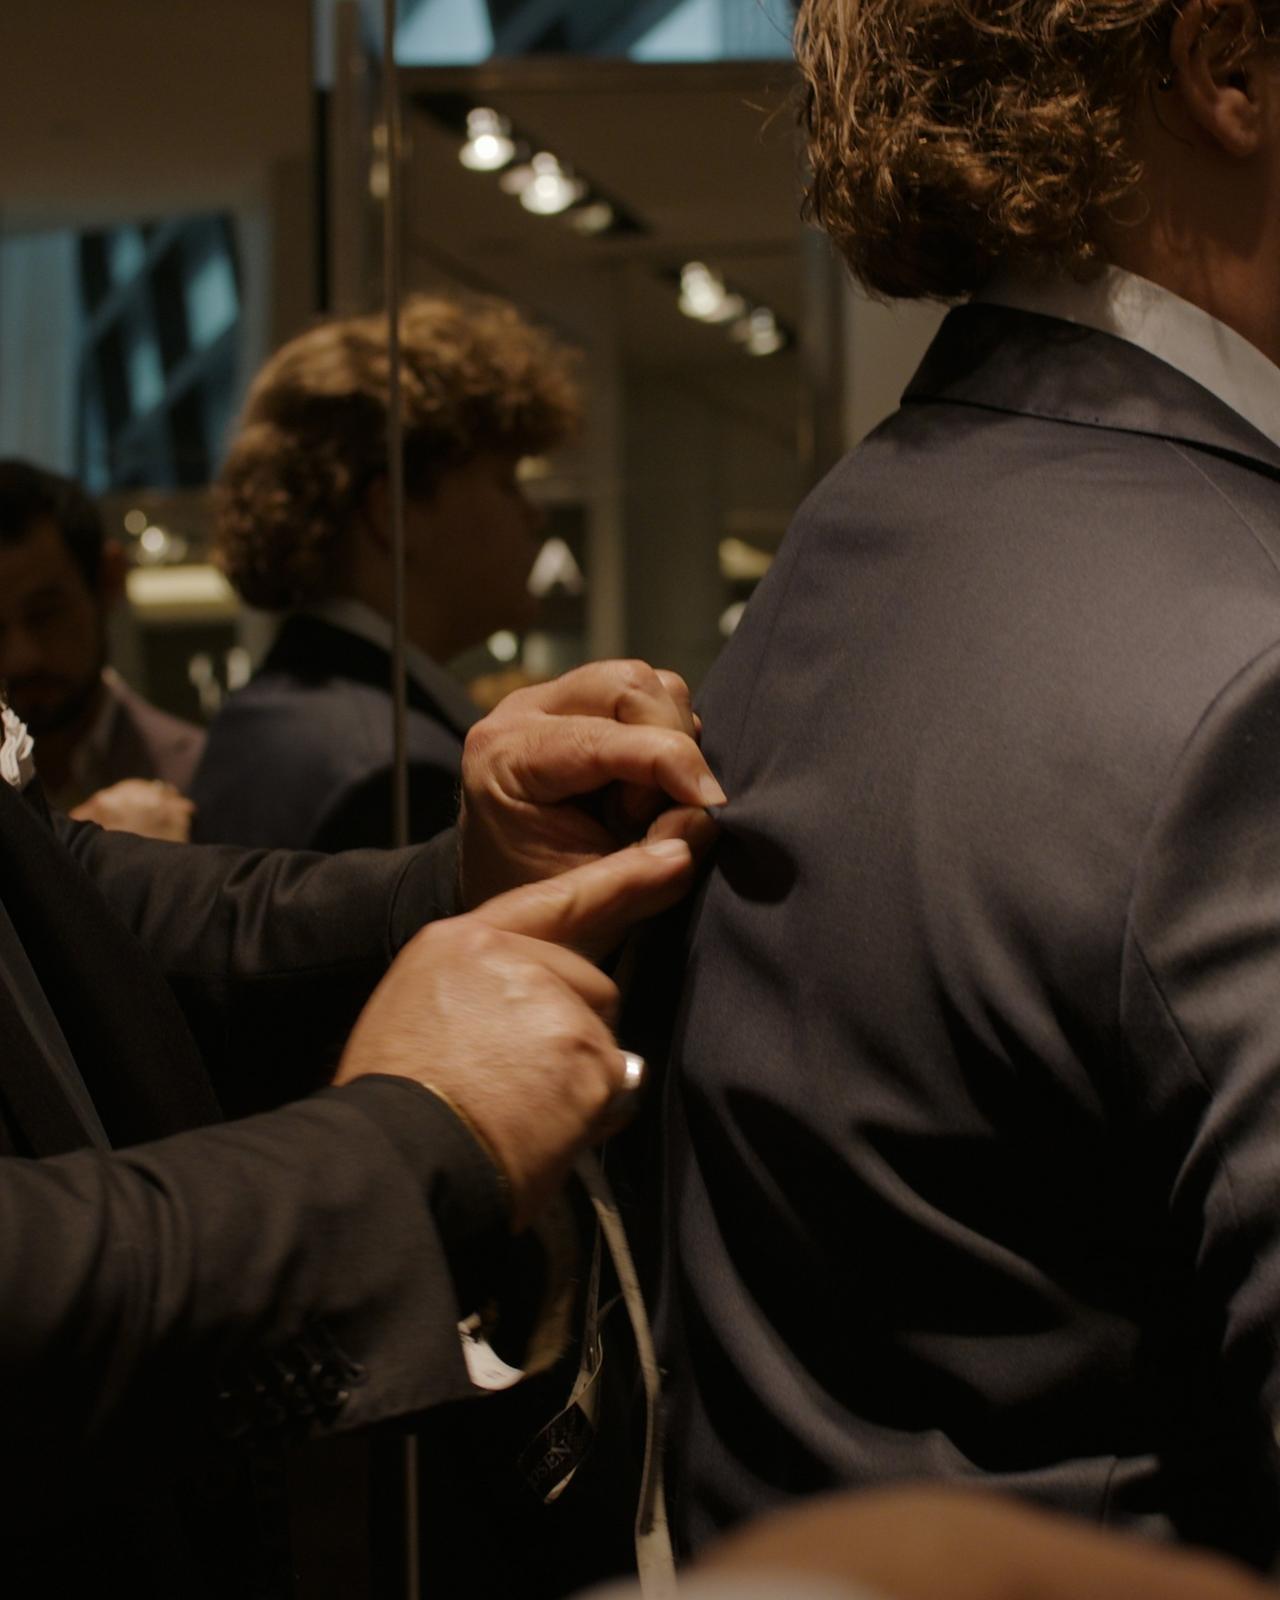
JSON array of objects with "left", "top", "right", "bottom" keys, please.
[{"left": 469, "top": 838, "right": 694, "bottom": 953}]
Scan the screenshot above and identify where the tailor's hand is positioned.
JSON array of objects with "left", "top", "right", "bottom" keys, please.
[
  {"left": 459, "top": 659, "right": 725, "bottom": 912},
  {"left": 701, "top": 1486, "right": 1272, "bottom": 1600},
  {"left": 70, "top": 779, "right": 195, "bottom": 843},
  {"left": 334, "top": 836, "right": 695, "bottom": 1230}
]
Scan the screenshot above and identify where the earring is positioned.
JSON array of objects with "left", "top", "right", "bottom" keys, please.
[{"left": 1157, "top": 69, "right": 1176, "bottom": 90}]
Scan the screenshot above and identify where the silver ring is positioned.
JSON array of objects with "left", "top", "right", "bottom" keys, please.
[{"left": 605, "top": 1050, "right": 647, "bottom": 1125}]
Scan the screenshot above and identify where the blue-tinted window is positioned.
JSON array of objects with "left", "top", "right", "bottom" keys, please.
[
  {"left": 124, "top": 308, "right": 165, "bottom": 417},
  {"left": 108, "top": 227, "right": 147, "bottom": 286},
  {"left": 398, "top": 0, "right": 494, "bottom": 62},
  {"left": 632, "top": 0, "right": 792, "bottom": 59},
  {"left": 394, "top": 0, "right": 793, "bottom": 63},
  {"left": 186, "top": 237, "right": 239, "bottom": 350}
]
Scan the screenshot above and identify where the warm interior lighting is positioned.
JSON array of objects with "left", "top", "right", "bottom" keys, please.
[
  {"left": 487, "top": 630, "right": 519, "bottom": 662},
  {"left": 732, "top": 306, "right": 786, "bottom": 357},
  {"left": 718, "top": 537, "right": 774, "bottom": 582},
  {"left": 527, "top": 537, "right": 585, "bottom": 598},
  {"left": 678, "top": 262, "right": 745, "bottom": 324},
  {"left": 126, "top": 564, "right": 236, "bottom": 621},
  {"left": 518, "top": 153, "right": 586, "bottom": 216},
  {"left": 458, "top": 107, "right": 515, "bottom": 172},
  {"left": 568, "top": 201, "right": 616, "bottom": 236}
]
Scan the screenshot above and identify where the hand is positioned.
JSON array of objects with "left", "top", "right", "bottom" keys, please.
[
  {"left": 334, "top": 836, "right": 696, "bottom": 1230},
  {"left": 69, "top": 779, "right": 195, "bottom": 843},
  {"left": 459, "top": 659, "right": 725, "bottom": 911},
  {"left": 701, "top": 1487, "right": 1272, "bottom": 1600}
]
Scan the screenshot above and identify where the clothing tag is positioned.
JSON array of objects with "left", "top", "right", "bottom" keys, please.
[
  {"left": 517, "top": 1384, "right": 600, "bottom": 1504},
  {"left": 459, "top": 1315, "right": 527, "bottom": 1392},
  {"left": 518, "top": 1233, "right": 607, "bottom": 1503}
]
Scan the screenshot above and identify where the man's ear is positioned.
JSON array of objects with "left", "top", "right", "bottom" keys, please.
[
  {"left": 1168, "top": 0, "right": 1269, "bottom": 158},
  {"left": 98, "top": 540, "right": 128, "bottom": 610}
]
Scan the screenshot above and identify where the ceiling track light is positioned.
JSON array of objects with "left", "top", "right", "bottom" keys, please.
[
  {"left": 458, "top": 107, "right": 515, "bottom": 172},
  {"left": 437, "top": 97, "right": 641, "bottom": 239},
  {"left": 676, "top": 263, "right": 791, "bottom": 357},
  {"left": 518, "top": 152, "right": 587, "bottom": 216}
]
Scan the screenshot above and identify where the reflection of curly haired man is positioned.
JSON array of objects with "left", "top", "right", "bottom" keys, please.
[
  {"left": 653, "top": 0, "right": 1280, "bottom": 1573},
  {"left": 191, "top": 297, "right": 578, "bottom": 849}
]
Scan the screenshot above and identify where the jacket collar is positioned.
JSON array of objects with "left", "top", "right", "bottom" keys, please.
[
  {"left": 904, "top": 303, "right": 1280, "bottom": 479},
  {"left": 267, "top": 608, "right": 480, "bottom": 738}
]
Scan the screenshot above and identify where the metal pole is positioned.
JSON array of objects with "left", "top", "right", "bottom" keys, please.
[
  {"left": 380, "top": 7, "right": 418, "bottom": 1597},
  {"left": 382, "top": 0, "right": 411, "bottom": 856}
]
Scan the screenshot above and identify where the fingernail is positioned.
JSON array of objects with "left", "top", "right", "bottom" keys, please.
[
  {"left": 698, "top": 773, "right": 728, "bottom": 807},
  {"left": 644, "top": 838, "right": 693, "bottom": 862}
]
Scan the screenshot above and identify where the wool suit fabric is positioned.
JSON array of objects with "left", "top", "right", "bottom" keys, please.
[{"left": 649, "top": 305, "right": 1280, "bottom": 1567}]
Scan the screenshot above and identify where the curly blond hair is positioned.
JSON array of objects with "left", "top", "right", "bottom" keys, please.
[
  {"left": 796, "top": 0, "right": 1278, "bottom": 300},
  {"left": 215, "top": 296, "right": 579, "bottom": 609}
]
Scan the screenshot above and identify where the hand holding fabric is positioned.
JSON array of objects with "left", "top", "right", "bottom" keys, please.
[
  {"left": 334, "top": 836, "right": 695, "bottom": 1229},
  {"left": 458, "top": 660, "right": 723, "bottom": 911}
]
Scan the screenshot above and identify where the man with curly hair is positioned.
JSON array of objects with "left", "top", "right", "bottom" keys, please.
[
  {"left": 190, "top": 296, "right": 577, "bottom": 850},
  {"left": 644, "top": 0, "right": 1280, "bottom": 1574}
]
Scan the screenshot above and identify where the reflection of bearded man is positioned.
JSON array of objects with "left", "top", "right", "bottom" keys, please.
[
  {"left": 0, "top": 463, "right": 115, "bottom": 739},
  {"left": 0, "top": 459, "right": 204, "bottom": 810}
]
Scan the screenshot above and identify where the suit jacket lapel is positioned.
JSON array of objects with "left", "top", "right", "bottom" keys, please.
[
  {"left": 906, "top": 305, "right": 1280, "bottom": 478},
  {"left": 0, "top": 779, "right": 220, "bottom": 1147},
  {"left": 266, "top": 615, "right": 479, "bottom": 738},
  {"left": 0, "top": 922, "right": 106, "bottom": 1156}
]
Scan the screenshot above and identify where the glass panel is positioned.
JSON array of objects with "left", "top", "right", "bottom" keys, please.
[
  {"left": 397, "top": 0, "right": 494, "bottom": 63},
  {"left": 107, "top": 225, "right": 148, "bottom": 285},
  {"left": 395, "top": 0, "right": 795, "bottom": 63},
  {"left": 185, "top": 232, "right": 240, "bottom": 350},
  {"left": 123, "top": 306, "right": 165, "bottom": 417},
  {"left": 631, "top": 0, "right": 720, "bottom": 60}
]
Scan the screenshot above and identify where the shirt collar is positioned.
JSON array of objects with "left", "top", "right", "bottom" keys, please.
[
  {"left": 301, "top": 596, "right": 480, "bottom": 729},
  {"left": 976, "top": 265, "right": 1280, "bottom": 451}
]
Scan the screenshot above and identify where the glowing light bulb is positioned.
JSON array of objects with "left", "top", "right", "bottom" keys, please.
[
  {"left": 487, "top": 630, "right": 519, "bottom": 663},
  {"left": 568, "top": 201, "right": 616, "bottom": 236},
  {"left": 459, "top": 107, "right": 515, "bottom": 172},
  {"left": 518, "top": 153, "right": 585, "bottom": 216}
]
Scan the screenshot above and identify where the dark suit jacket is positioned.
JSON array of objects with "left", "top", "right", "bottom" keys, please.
[
  {"left": 653, "top": 305, "right": 1280, "bottom": 1565},
  {"left": 104, "top": 672, "right": 207, "bottom": 793},
  {"left": 0, "top": 777, "right": 504, "bottom": 1594},
  {"left": 190, "top": 614, "right": 476, "bottom": 850}
]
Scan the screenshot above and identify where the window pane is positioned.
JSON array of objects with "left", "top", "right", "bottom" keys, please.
[
  {"left": 186, "top": 239, "right": 239, "bottom": 350},
  {"left": 108, "top": 226, "right": 147, "bottom": 285},
  {"left": 397, "top": 0, "right": 494, "bottom": 63}
]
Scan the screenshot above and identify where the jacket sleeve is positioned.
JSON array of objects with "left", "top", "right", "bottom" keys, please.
[
  {"left": 50, "top": 819, "right": 462, "bottom": 1114},
  {"left": 1121, "top": 641, "right": 1280, "bottom": 1559},
  {"left": 309, "top": 761, "right": 463, "bottom": 852},
  {"left": 0, "top": 1073, "right": 506, "bottom": 1511}
]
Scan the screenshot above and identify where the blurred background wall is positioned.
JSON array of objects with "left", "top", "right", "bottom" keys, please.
[{"left": 0, "top": 0, "right": 944, "bottom": 714}]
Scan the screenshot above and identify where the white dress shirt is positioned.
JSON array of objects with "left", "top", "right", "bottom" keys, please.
[{"left": 978, "top": 264, "right": 1280, "bottom": 451}]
